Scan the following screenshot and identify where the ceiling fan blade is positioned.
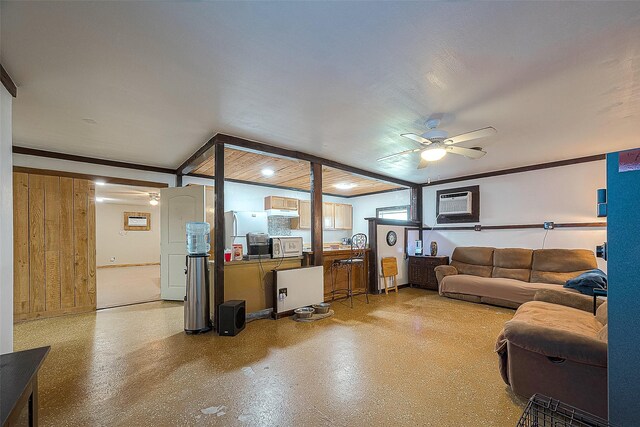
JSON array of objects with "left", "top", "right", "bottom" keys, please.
[
  {"left": 377, "top": 148, "right": 422, "bottom": 162},
  {"left": 401, "top": 133, "right": 432, "bottom": 145},
  {"left": 446, "top": 146, "right": 487, "bottom": 159},
  {"left": 417, "top": 157, "right": 429, "bottom": 169},
  {"left": 444, "top": 127, "right": 496, "bottom": 145}
]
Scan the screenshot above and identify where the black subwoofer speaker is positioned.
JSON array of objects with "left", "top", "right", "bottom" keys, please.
[{"left": 218, "top": 300, "right": 246, "bottom": 336}]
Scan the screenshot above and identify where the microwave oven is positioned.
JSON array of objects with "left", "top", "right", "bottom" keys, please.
[{"left": 270, "top": 236, "right": 303, "bottom": 259}]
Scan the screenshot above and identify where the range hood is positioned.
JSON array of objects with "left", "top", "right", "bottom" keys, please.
[{"left": 266, "top": 209, "right": 299, "bottom": 218}]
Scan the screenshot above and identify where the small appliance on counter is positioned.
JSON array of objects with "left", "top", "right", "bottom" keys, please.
[
  {"left": 184, "top": 222, "right": 212, "bottom": 334},
  {"left": 270, "top": 236, "right": 303, "bottom": 258},
  {"left": 246, "top": 232, "right": 271, "bottom": 259},
  {"left": 341, "top": 237, "right": 352, "bottom": 246},
  {"left": 224, "top": 211, "right": 268, "bottom": 255}
]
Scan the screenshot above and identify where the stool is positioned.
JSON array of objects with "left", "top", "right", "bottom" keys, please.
[
  {"left": 330, "top": 233, "right": 369, "bottom": 308},
  {"left": 380, "top": 257, "right": 399, "bottom": 294}
]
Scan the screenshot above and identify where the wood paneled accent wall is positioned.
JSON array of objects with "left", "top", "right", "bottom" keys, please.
[{"left": 13, "top": 172, "right": 97, "bottom": 321}]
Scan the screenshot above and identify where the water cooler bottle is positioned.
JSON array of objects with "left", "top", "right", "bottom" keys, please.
[{"left": 184, "top": 222, "right": 212, "bottom": 334}]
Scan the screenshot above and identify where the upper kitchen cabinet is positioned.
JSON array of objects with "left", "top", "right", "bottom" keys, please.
[
  {"left": 323, "top": 202, "right": 335, "bottom": 230},
  {"left": 264, "top": 196, "right": 298, "bottom": 211},
  {"left": 291, "top": 200, "right": 352, "bottom": 231},
  {"left": 291, "top": 200, "right": 311, "bottom": 229},
  {"left": 334, "top": 203, "right": 353, "bottom": 230}
]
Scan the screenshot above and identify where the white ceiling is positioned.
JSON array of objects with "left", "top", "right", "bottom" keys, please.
[{"left": 2, "top": 2, "right": 640, "bottom": 184}]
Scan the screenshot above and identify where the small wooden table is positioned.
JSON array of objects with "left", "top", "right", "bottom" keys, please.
[{"left": 1, "top": 346, "right": 50, "bottom": 427}]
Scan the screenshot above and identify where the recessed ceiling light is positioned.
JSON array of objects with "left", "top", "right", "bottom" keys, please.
[
  {"left": 95, "top": 197, "right": 104, "bottom": 203},
  {"left": 95, "top": 181, "right": 106, "bottom": 186},
  {"left": 149, "top": 199, "right": 159, "bottom": 206},
  {"left": 82, "top": 118, "right": 97, "bottom": 125},
  {"left": 261, "top": 168, "right": 275, "bottom": 177},
  {"left": 335, "top": 183, "right": 357, "bottom": 190}
]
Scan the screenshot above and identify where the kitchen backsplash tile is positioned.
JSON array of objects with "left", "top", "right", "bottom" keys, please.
[{"left": 268, "top": 217, "right": 292, "bottom": 236}]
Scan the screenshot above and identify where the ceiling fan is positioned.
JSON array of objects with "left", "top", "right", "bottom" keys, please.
[{"left": 378, "top": 119, "right": 497, "bottom": 169}]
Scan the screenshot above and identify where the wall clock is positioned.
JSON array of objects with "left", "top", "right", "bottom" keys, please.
[{"left": 386, "top": 231, "right": 397, "bottom": 246}]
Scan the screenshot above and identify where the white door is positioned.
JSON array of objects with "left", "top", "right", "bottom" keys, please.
[{"left": 160, "top": 186, "right": 206, "bottom": 300}]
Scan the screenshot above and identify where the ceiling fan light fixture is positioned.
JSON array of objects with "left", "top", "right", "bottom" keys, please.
[
  {"left": 421, "top": 148, "right": 447, "bottom": 162},
  {"left": 149, "top": 193, "right": 160, "bottom": 206}
]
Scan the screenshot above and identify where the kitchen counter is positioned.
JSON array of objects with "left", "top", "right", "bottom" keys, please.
[
  {"left": 302, "top": 249, "right": 371, "bottom": 300},
  {"left": 221, "top": 256, "right": 304, "bottom": 265},
  {"left": 209, "top": 257, "right": 303, "bottom": 313}
]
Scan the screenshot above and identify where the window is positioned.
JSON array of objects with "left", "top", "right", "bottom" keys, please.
[{"left": 376, "top": 205, "right": 410, "bottom": 221}]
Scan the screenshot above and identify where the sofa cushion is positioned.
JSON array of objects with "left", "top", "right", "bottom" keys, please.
[
  {"left": 452, "top": 246, "right": 494, "bottom": 265},
  {"left": 494, "top": 248, "right": 534, "bottom": 269},
  {"left": 508, "top": 300, "right": 604, "bottom": 338},
  {"left": 531, "top": 249, "right": 597, "bottom": 284},
  {"left": 451, "top": 261, "right": 493, "bottom": 277},
  {"left": 597, "top": 325, "right": 608, "bottom": 342},
  {"left": 596, "top": 301, "right": 608, "bottom": 326},
  {"left": 440, "top": 274, "right": 576, "bottom": 306},
  {"left": 492, "top": 248, "right": 533, "bottom": 282},
  {"left": 451, "top": 247, "right": 494, "bottom": 277}
]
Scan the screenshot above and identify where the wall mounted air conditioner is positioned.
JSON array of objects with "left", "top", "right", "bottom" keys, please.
[{"left": 438, "top": 191, "right": 472, "bottom": 215}]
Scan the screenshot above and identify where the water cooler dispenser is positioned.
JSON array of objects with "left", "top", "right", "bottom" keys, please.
[{"left": 184, "top": 222, "right": 212, "bottom": 334}]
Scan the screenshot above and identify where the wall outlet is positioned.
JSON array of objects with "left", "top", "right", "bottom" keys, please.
[
  {"left": 474, "top": 225, "right": 482, "bottom": 231},
  {"left": 543, "top": 222, "right": 555, "bottom": 230},
  {"left": 278, "top": 288, "right": 287, "bottom": 302},
  {"left": 110, "top": 257, "right": 116, "bottom": 263}
]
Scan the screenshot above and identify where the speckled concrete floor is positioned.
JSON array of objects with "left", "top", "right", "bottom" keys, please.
[{"left": 14, "top": 289, "right": 526, "bottom": 426}]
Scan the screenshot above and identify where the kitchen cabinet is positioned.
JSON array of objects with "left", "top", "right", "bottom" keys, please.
[
  {"left": 323, "top": 202, "right": 335, "bottom": 230},
  {"left": 264, "top": 196, "right": 298, "bottom": 211},
  {"left": 291, "top": 200, "right": 311, "bottom": 229},
  {"left": 333, "top": 203, "right": 353, "bottom": 230},
  {"left": 291, "top": 200, "right": 353, "bottom": 231}
]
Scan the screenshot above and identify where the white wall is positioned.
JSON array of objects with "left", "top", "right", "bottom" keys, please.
[
  {"left": 350, "top": 189, "right": 410, "bottom": 235},
  {"left": 377, "top": 224, "right": 409, "bottom": 289},
  {"left": 96, "top": 203, "right": 161, "bottom": 266},
  {"left": 420, "top": 160, "right": 607, "bottom": 270},
  {"left": 0, "top": 86, "right": 13, "bottom": 354},
  {"left": 12, "top": 153, "right": 177, "bottom": 187}
]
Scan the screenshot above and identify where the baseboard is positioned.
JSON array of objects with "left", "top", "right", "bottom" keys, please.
[{"left": 97, "top": 262, "right": 160, "bottom": 269}]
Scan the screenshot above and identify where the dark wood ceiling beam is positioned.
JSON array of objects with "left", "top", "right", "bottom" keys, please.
[
  {"left": 175, "top": 135, "right": 216, "bottom": 176},
  {"left": 185, "top": 172, "right": 406, "bottom": 199},
  {"left": 1, "top": 64, "right": 17, "bottom": 97},
  {"left": 13, "top": 146, "right": 175, "bottom": 175},
  {"left": 213, "top": 133, "right": 415, "bottom": 188}
]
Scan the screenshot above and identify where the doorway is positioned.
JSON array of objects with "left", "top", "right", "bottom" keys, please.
[{"left": 95, "top": 183, "right": 162, "bottom": 309}]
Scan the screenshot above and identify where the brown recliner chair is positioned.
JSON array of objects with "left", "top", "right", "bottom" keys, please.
[{"left": 495, "top": 289, "right": 608, "bottom": 418}]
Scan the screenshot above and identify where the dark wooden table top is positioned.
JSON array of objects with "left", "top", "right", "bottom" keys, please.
[{"left": 1, "top": 346, "right": 50, "bottom": 426}]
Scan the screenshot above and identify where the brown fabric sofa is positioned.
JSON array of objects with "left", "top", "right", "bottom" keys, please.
[
  {"left": 495, "top": 289, "right": 608, "bottom": 418},
  {"left": 434, "top": 247, "right": 597, "bottom": 308}
]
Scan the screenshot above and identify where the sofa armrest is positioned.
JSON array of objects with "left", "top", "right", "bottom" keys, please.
[
  {"left": 434, "top": 265, "right": 458, "bottom": 285},
  {"left": 534, "top": 288, "right": 601, "bottom": 313},
  {"left": 503, "top": 320, "right": 607, "bottom": 367}
]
